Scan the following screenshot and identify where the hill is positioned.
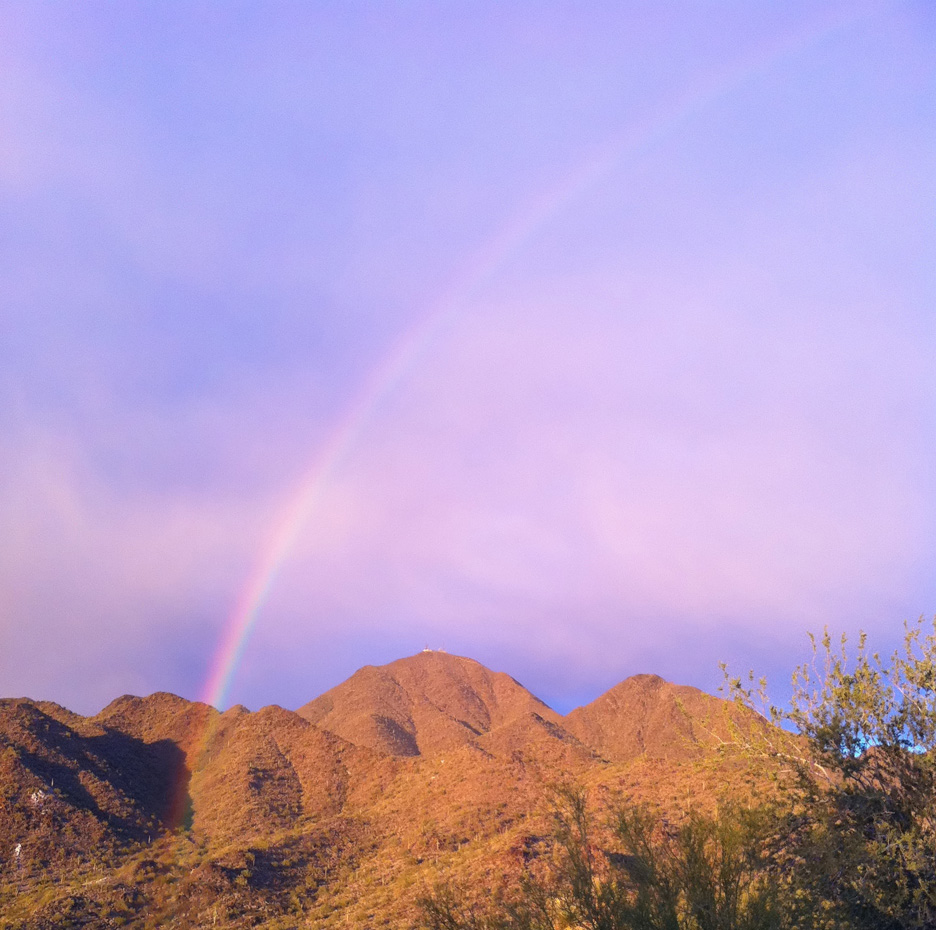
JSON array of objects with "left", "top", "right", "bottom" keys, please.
[
  {"left": 0, "top": 652, "right": 764, "bottom": 929},
  {"left": 297, "top": 651, "right": 570, "bottom": 756},
  {"left": 564, "top": 672, "right": 736, "bottom": 762}
]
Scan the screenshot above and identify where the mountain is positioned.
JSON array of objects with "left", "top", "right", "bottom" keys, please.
[
  {"left": 0, "top": 653, "right": 769, "bottom": 929},
  {"left": 296, "top": 650, "right": 572, "bottom": 757},
  {"left": 563, "top": 672, "right": 735, "bottom": 762},
  {"left": 297, "top": 652, "right": 733, "bottom": 766}
]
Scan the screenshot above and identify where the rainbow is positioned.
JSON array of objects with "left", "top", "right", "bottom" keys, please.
[{"left": 202, "top": 4, "right": 881, "bottom": 711}]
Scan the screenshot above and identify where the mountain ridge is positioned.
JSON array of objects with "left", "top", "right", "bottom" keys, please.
[{"left": 0, "top": 650, "right": 762, "bottom": 929}]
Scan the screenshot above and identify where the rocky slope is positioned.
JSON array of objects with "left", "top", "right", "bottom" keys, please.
[
  {"left": 0, "top": 652, "right": 761, "bottom": 930},
  {"left": 563, "top": 672, "right": 736, "bottom": 762},
  {"left": 297, "top": 651, "right": 567, "bottom": 756}
]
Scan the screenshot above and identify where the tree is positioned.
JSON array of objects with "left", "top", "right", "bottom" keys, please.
[{"left": 724, "top": 617, "right": 936, "bottom": 929}]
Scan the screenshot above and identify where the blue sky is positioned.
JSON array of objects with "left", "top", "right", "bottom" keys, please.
[{"left": 1, "top": 1, "right": 935, "bottom": 714}]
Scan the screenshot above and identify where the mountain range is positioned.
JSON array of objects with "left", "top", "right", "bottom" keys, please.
[{"left": 0, "top": 652, "right": 761, "bottom": 929}]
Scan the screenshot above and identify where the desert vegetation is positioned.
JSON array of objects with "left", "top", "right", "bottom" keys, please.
[{"left": 420, "top": 618, "right": 936, "bottom": 930}]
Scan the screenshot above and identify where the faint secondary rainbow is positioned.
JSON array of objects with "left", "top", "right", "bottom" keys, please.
[{"left": 202, "top": 4, "right": 882, "bottom": 711}]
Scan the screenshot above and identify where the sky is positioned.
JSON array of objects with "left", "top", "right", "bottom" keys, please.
[{"left": 1, "top": 1, "right": 935, "bottom": 716}]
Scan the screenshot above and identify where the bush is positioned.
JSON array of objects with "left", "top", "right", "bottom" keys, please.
[
  {"left": 726, "top": 618, "right": 936, "bottom": 929},
  {"left": 419, "top": 787, "right": 796, "bottom": 930}
]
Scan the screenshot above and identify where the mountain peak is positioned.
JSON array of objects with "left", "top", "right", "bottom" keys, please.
[
  {"left": 563, "top": 673, "right": 733, "bottom": 761},
  {"left": 297, "top": 651, "right": 558, "bottom": 757}
]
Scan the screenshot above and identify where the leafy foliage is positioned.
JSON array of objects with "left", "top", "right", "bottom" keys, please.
[
  {"left": 723, "top": 617, "right": 936, "bottom": 929},
  {"left": 419, "top": 787, "right": 795, "bottom": 930}
]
